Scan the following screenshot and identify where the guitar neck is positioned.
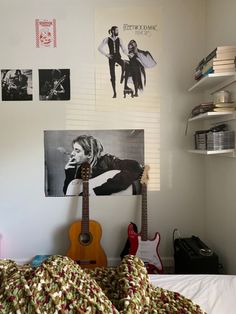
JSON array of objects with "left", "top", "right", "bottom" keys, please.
[
  {"left": 49, "top": 75, "right": 65, "bottom": 96},
  {"left": 141, "top": 183, "right": 148, "bottom": 241},
  {"left": 82, "top": 180, "right": 89, "bottom": 234}
]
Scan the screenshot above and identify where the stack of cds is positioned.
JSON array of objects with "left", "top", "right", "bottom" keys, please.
[
  {"left": 195, "top": 124, "right": 235, "bottom": 151},
  {"left": 195, "top": 130, "right": 208, "bottom": 150},
  {"left": 207, "top": 131, "right": 235, "bottom": 150}
]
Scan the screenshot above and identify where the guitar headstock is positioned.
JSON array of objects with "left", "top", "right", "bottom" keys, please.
[
  {"left": 140, "top": 165, "right": 150, "bottom": 185},
  {"left": 81, "top": 162, "right": 91, "bottom": 181}
]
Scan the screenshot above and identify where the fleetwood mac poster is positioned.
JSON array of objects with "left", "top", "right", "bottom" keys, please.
[{"left": 95, "top": 6, "right": 160, "bottom": 111}]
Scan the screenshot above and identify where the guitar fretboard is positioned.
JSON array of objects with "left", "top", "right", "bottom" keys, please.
[
  {"left": 82, "top": 180, "right": 89, "bottom": 234},
  {"left": 141, "top": 183, "right": 148, "bottom": 241}
]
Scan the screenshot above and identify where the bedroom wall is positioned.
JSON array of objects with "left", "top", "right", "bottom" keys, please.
[
  {"left": 204, "top": 0, "right": 236, "bottom": 274},
  {"left": 0, "top": 0, "right": 206, "bottom": 266}
]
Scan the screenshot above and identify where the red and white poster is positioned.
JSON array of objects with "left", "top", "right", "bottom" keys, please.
[{"left": 35, "top": 19, "right": 57, "bottom": 48}]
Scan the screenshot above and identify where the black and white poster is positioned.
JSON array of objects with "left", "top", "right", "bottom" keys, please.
[
  {"left": 95, "top": 7, "right": 160, "bottom": 108},
  {"left": 44, "top": 129, "right": 144, "bottom": 197},
  {"left": 1, "top": 69, "right": 33, "bottom": 101},
  {"left": 39, "top": 69, "right": 70, "bottom": 100}
]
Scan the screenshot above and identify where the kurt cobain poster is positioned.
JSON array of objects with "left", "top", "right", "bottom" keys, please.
[
  {"left": 95, "top": 6, "right": 160, "bottom": 111},
  {"left": 44, "top": 129, "right": 144, "bottom": 197}
]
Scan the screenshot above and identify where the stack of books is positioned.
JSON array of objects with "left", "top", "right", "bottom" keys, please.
[
  {"left": 213, "top": 46, "right": 236, "bottom": 73},
  {"left": 213, "top": 101, "right": 236, "bottom": 112},
  {"left": 194, "top": 46, "right": 236, "bottom": 80}
]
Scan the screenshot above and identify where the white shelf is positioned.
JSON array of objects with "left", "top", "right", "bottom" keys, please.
[
  {"left": 188, "top": 71, "right": 236, "bottom": 157},
  {"left": 188, "top": 149, "right": 235, "bottom": 155},
  {"left": 188, "top": 111, "right": 235, "bottom": 122},
  {"left": 188, "top": 72, "right": 236, "bottom": 93}
]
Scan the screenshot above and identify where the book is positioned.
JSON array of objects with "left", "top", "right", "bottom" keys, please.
[
  {"left": 194, "top": 46, "right": 236, "bottom": 80},
  {"left": 196, "top": 46, "right": 236, "bottom": 70},
  {"left": 202, "top": 66, "right": 214, "bottom": 76},
  {"left": 205, "top": 48, "right": 217, "bottom": 63},
  {"left": 195, "top": 58, "right": 206, "bottom": 71},
  {"left": 216, "top": 52, "right": 236, "bottom": 60},
  {"left": 213, "top": 107, "right": 235, "bottom": 112},
  {"left": 213, "top": 58, "right": 235, "bottom": 65},
  {"left": 213, "top": 64, "right": 236, "bottom": 70},
  {"left": 217, "top": 46, "right": 236, "bottom": 52},
  {"left": 214, "top": 102, "right": 236, "bottom": 108},
  {"left": 214, "top": 68, "right": 236, "bottom": 73},
  {"left": 202, "top": 59, "right": 214, "bottom": 72},
  {"left": 213, "top": 60, "right": 235, "bottom": 66}
]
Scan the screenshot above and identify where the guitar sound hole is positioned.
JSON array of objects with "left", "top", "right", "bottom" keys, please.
[{"left": 79, "top": 232, "right": 92, "bottom": 245}]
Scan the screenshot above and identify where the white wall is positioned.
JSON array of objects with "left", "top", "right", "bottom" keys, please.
[
  {"left": 0, "top": 0, "right": 206, "bottom": 266},
  {"left": 204, "top": 0, "right": 236, "bottom": 274}
]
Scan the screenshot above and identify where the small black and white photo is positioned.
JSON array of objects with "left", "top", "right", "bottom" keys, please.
[
  {"left": 39, "top": 69, "right": 70, "bottom": 100},
  {"left": 44, "top": 129, "right": 144, "bottom": 197},
  {"left": 1, "top": 69, "right": 33, "bottom": 101}
]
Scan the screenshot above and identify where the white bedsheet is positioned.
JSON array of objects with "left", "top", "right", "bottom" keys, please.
[{"left": 149, "top": 274, "right": 236, "bottom": 314}]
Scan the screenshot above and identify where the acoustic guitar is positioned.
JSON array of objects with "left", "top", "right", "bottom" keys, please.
[
  {"left": 66, "top": 162, "right": 107, "bottom": 268},
  {"left": 122, "top": 165, "right": 163, "bottom": 274}
]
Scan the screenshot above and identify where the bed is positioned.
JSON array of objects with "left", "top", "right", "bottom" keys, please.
[
  {"left": 150, "top": 273, "right": 236, "bottom": 314},
  {"left": 1, "top": 255, "right": 236, "bottom": 313}
]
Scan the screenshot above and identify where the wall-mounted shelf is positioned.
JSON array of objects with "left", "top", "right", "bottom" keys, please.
[
  {"left": 188, "top": 72, "right": 236, "bottom": 93},
  {"left": 188, "top": 149, "right": 235, "bottom": 155},
  {"left": 188, "top": 72, "right": 236, "bottom": 157},
  {"left": 188, "top": 111, "right": 235, "bottom": 122}
]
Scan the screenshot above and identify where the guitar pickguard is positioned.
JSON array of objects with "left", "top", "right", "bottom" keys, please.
[
  {"left": 128, "top": 224, "right": 163, "bottom": 274},
  {"left": 135, "top": 234, "right": 163, "bottom": 271}
]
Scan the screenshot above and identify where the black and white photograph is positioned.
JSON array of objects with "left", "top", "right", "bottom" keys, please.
[
  {"left": 44, "top": 129, "right": 144, "bottom": 197},
  {"left": 1, "top": 69, "right": 33, "bottom": 101},
  {"left": 39, "top": 69, "right": 70, "bottom": 100}
]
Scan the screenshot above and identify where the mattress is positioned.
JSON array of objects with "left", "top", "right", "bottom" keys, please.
[{"left": 150, "top": 274, "right": 236, "bottom": 314}]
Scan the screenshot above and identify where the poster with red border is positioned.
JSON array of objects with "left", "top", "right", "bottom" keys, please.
[{"left": 35, "top": 19, "right": 57, "bottom": 48}]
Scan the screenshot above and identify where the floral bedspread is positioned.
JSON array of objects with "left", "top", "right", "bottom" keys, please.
[{"left": 0, "top": 255, "right": 206, "bottom": 313}]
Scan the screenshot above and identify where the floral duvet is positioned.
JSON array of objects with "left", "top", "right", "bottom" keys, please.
[{"left": 0, "top": 255, "right": 205, "bottom": 313}]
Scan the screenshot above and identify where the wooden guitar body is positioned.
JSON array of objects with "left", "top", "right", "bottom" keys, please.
[{"left": 67, "top": 220, "right": 107, "bottom": 268}]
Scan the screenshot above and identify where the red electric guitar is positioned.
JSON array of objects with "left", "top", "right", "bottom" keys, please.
[{"left": 128, "top": 165, "right": 163, "bottom": 274}]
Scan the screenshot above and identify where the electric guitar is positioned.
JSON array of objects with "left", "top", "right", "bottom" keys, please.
[
  {"left": 66, "top": 162, "right": 107, "bottom": 268},
  {"left": 66, "top": 170, "right": 133, "bottom": 196},
  {"left": 46, "top": 75, "right": 66, "bottom": 100},
  {"left": 127, "top": 165, "right": 163, "bottom": 274}
]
